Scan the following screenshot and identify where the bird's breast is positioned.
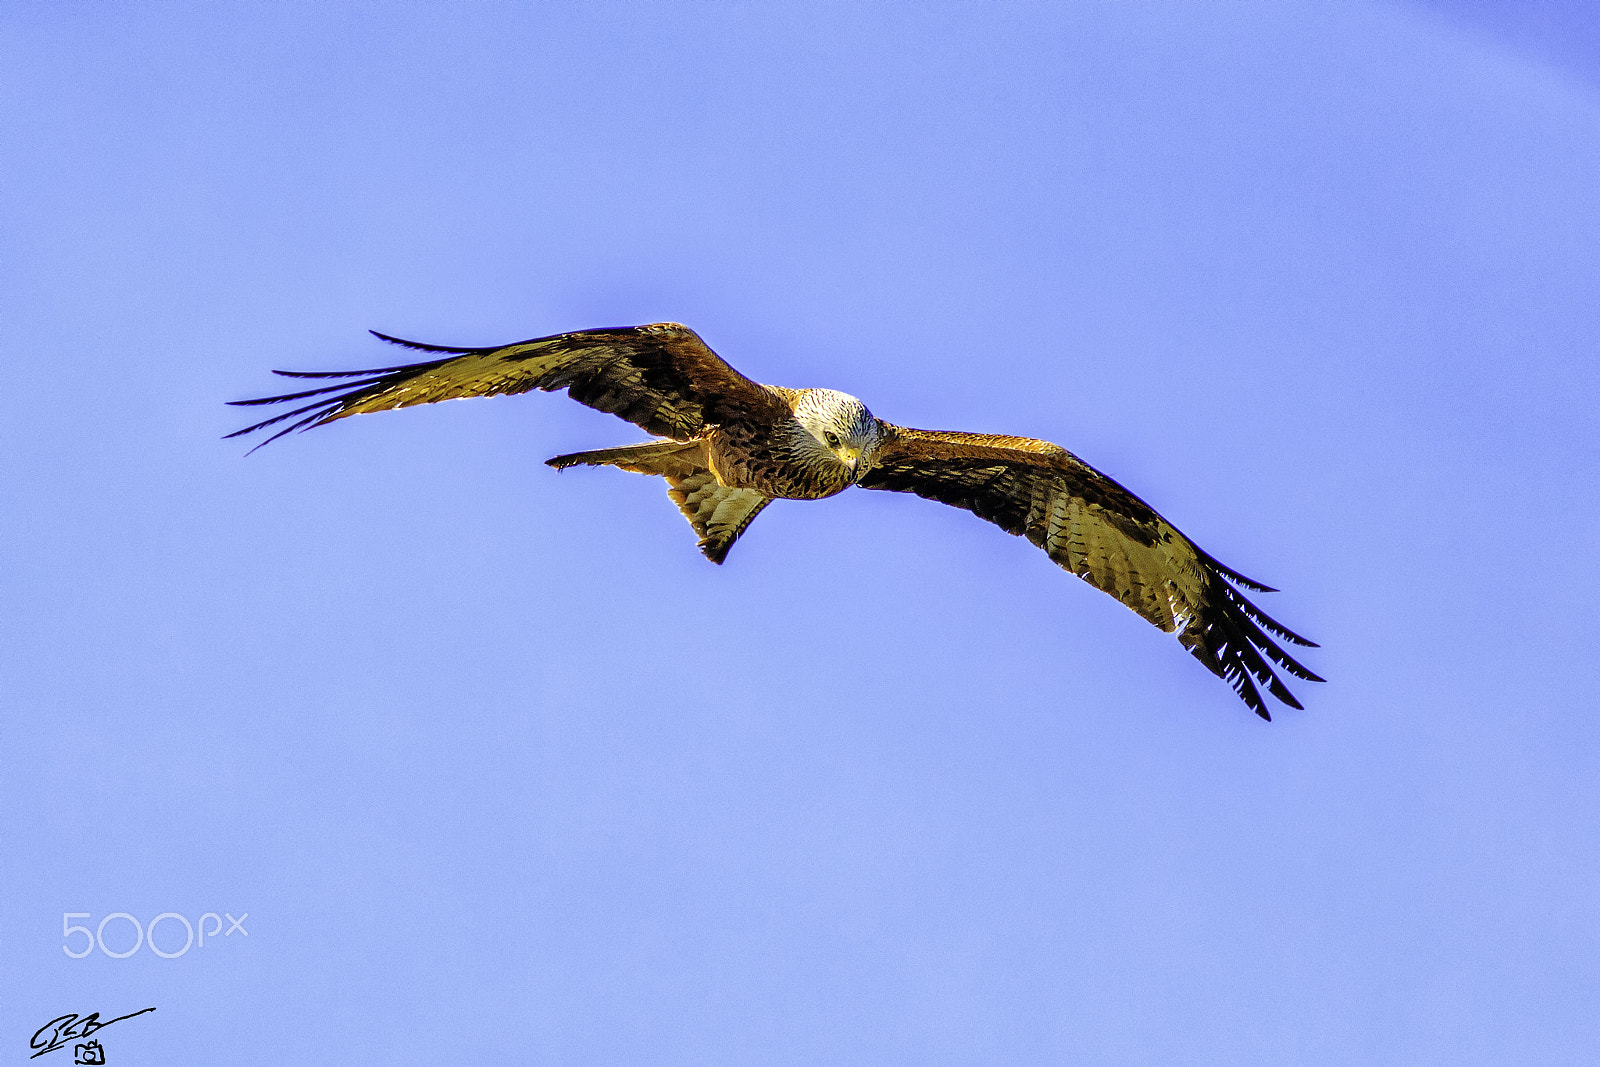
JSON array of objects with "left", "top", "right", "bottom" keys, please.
[{"left": 706, "top": 426, "right": 851, "bottom": 500}]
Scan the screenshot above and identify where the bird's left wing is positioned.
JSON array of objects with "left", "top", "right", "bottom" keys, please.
[
  {"left": 228, "top": 323, "right": 784, "bottom": 451},
  {"left": 858, "top": 425, "right": 1321, "bottom": 719}
]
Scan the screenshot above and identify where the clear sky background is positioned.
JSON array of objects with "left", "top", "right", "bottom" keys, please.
[{"left": 4, "top": 2, "right": 1599, "bottom": 1064}]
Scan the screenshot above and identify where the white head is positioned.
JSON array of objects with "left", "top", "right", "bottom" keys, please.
[{"left": 791, "top": 388, "right": 884, "bottom": 482}]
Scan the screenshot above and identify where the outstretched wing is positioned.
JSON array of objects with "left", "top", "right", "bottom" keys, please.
[
  {"left": 859, "top": 426, "right": 1322, "bottom": 719},
  {"left": 227, "top": 322, "right": 784, "bottom": 451}
]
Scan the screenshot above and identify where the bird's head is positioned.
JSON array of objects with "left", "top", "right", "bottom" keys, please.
[{"left": 792, "top": 388, "right": 885, "bottom": 483}]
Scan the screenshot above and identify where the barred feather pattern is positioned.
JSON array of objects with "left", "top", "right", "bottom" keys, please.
[
  {"left": 859, "top": 425, "right": 1322, "bottom": 719},
  {"left": 226, "top": 323, "right": 782, "bottom": 452}
]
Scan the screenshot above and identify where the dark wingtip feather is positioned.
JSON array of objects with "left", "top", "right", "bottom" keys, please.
[
  {"left": 368, "top": 330, "right": 488, "bottom": 354},
  {"left": 226, "top": 377, "right": 392, "bottom": 450},
  {"left": 226, "top": 334, "right": 465, "bottom": 451},
  {"left": 1179, "top": 560, "right": 1323, "bottom": 720},
  {"left": 1230, "top": 576, "right": 1279, "bottom": 594},
  {"left": 227, "top": 379, "right": 374, "bottom": 407},
  {"left": 1197, "top": 549, "right": 1279, "bottom": 593},
  {"left": 1235, "top": 600, "right": 1319, "bottom": 661},
  {"left": 224, "top": 396, "right": 346, "bottom": 453},
  {"left": 230, "top": 414, "right": 327, "bottom": 451},
  {"left": 271, "top": 367, "right": 405, "bottom": 380}
]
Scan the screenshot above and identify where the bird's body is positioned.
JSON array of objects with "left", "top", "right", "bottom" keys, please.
[
  {"left": 702, "top": 388, "right": 871, "bottom": 500},
  {"left": 231, "top": 321, "right": 1321, "bottom": 719}
]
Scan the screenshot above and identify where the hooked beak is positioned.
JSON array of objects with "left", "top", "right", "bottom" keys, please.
[{"left": 840, "top": 445, "right": 868, "bottom": 482}]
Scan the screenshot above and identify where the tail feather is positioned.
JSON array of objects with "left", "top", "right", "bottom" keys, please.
[
  {"left": 546, "top": 440, "right": 770, "bottom": 564},
  {"left": 546, "top": 440, "right": 706, "bottom": 479}
]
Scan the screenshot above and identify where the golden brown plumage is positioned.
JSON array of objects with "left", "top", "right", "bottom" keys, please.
[
  {"left": 858, "top": 425, "right": 1321, "bottom": 717},
  {"left": 227, "top": 322, "right": 784, "bottom": 449},
  {"left": 230, "top": 322, "right": 1321, "bottom": 719}
]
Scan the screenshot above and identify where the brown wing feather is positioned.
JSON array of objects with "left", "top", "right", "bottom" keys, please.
[
  {"left": 227, "top": 323, "right": 784, "bottom": 450},
  {"left": 859, "top": 425, "right": 1322, "bottom": 719}
]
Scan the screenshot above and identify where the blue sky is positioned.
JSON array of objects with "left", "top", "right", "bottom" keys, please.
[{"left": 4, "top": 2, "right": 1599, "bottom": 1063}]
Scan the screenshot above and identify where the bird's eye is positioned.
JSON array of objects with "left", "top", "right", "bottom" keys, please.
[{"left": 824, "top": 431, "right": 841, "bottom": 449}]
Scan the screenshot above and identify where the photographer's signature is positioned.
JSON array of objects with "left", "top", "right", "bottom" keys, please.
[{"left": 29, "top": 1007, "right": 154, "bottom": 1060}]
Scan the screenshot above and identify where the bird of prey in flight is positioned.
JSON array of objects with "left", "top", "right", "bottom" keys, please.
[{"left": 230, "top": 322, "right": 1321, "bottom": 718}]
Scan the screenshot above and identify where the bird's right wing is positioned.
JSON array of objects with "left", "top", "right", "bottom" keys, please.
[
  {"left": 227, "top": 322, "right": 784, "bottom": 451},
  {"left": 858, "top": 425, "right": 1321, "bottom": 719}
]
